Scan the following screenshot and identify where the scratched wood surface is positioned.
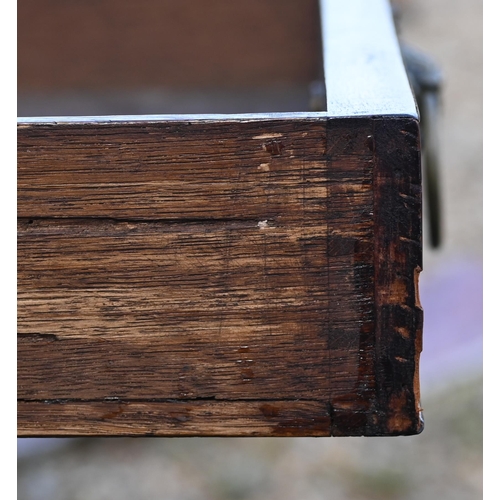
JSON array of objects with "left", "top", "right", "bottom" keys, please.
[
  {"left": 17, "top": 120, "right": 327, "bottom": 219},
  {"left": 17, "top": 116, "right": 423, "bottom": 436}
]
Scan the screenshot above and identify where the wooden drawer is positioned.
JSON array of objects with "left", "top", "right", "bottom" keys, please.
[{"left": 17, "top": 0, "right": 423, "bottom": 437}]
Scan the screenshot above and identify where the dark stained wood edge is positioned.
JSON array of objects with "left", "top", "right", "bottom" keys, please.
[
  {"left": 326, "top": 116, "right": 423, "bottom": 436},
  {"left": 371, "top": 116, "right": 423, "bottom": 435},
  {"left": 17, "top": 400, "right": 331, "bottom": 437}
]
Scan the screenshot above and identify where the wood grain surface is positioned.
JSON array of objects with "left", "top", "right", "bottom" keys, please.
[
  {"left": 18, "top": 400, "right": 331, "bottom": 437},
  {"left": 17, "top": 116, "right": 422, "bottom": 436},
  {"left": 17, "top": 120, "right": 327, "bottom": 219}
]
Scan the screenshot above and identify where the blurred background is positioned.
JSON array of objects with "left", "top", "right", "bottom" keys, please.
[{"left": 18, "top": 0, "right": 482, "bottom": 498}]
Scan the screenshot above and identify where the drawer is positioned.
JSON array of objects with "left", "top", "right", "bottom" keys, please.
[{"left": 17, "top": 0, "right": 423, "bottom": 437}]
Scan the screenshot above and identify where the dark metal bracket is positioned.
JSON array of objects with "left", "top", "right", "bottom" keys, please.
[{"left": 401, "top": 43, "right": 443, "bottom": 249}]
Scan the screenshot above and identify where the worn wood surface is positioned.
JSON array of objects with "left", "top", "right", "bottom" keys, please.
[
  {"left": 17, "top": 120, "right": 327, "bottom": 219},
  {"left": 17, "top": 400, "right": 331, "bottom": 437},
  {"left": 17, "top": 117, "right": 422, "bottom": 436}
]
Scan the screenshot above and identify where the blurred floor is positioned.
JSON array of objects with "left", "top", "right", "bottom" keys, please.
[
  {"left": 18, "top": 0, "right": 482, "bottom": 498},
  {"left": 17, "top": 376, "right": 482, "bottom": 500}
]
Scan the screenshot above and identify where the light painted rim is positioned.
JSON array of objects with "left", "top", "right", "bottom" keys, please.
[{"left": 17, "top": 0, "right": 417, "bottom": 125}]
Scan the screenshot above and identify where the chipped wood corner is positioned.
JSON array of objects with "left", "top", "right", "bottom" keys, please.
[
  {"left": 372, "top": 116, "right": 423, "bottom": 436},
  {"left": 325, "top": 116, "right": 423, "bottom": 437}
]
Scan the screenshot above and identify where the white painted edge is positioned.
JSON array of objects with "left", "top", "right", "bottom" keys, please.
[
  {"left": 17, "top": 0, "right": 417, "bottom": 125},
  {"left": 17, "top": 112, "right": 327, "bottom": 125},
  {"left": 320, "top": 0, "right": 418, "bottom": 119}
]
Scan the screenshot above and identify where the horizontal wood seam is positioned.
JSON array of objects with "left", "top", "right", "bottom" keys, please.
[
  {"left": 18, "top": 398, "right": 330, "bottom": 404},
  {"left": 18, "top": 216, "right": 289, "bottom": 223}
]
